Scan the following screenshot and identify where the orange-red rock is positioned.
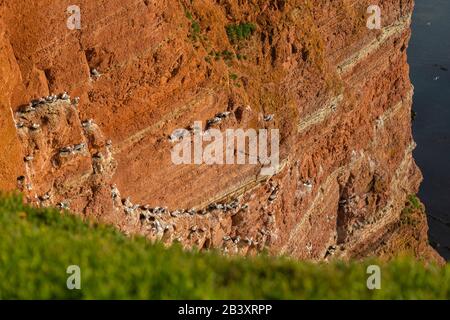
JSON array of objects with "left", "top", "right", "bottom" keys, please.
[{"left": 0, "top": 0, "right": 441, "bottom": 262}]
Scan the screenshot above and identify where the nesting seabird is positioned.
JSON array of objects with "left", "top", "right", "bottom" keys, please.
[
  {"left": 111, "top": 185, "right": 120, "bottom": 198},
  {"left": 207, "top": 117, "right": 222, "bottom": 127},
  {"left": 72, "top": 97, "right": 80, "bottom": 106},
  {"left": 24, "top": 155, "right": 34, "bottom": 162},
  {"left": 57, "top": 202, "right": 70, "bottom": 210},
  {"left": 123, "top": 197, "right": 133, "bottom": 208},
  {"left": 17, "top": 176, "right": 26, "bottom": 190},
  {"left": 46, "top": 94, "right": 57, "bottom": 103},
  {"left": 229, "top": 200, "right": 239, "bottom": 209},
  {"left": 208, "top": 203, "right": 218, "bottom": 211},
  {"left": 82, "top": 119, "right": 94, "bottom": 128},
  {"left": 263, "top": 114, "right": 274, "bottom": 122},
  {"left": 170, "top": 210, "right": 180, "bottom": 217},
  {"left": 39, "top": 193, "right": 51, "bottom": 201},
  {"left": 60, "top": 92, "right": 70, "bottom": 101},
  {"left": 74, "top": 143, "right": 86, "bottom": 152},
  {"left": 139, "top": 212, "right": 148, "bottom": 221},
  {"left": 30, "top": 123, "right": 41, "bottom": 130},
  {"left": 91, "top": 68, "right": 101, "bottom": 78},
  {"left": 303, "top": 180, "right": 313, "bottom": 189},
  {"left": 31, "top": 99, "right": 41, "bottom": 107},
  {"left": 16, "top": 121, "right": 25, "bottom": 129},
  {"left": 216, "top": 111, "right": 231, "bottom": 119},
  {"left": 152, "top": 206, "right": 162, "bottom": 214},
  {"left": 22, "top": 104, "right": 36, "bottom": 114},
  {"left": 268, "top": 189, "right": 278, "bottom": 202},
  {"left": 169, "top": 129, "right": 190, "bottom": 143},
  {"left": 93, "top": 152, "right": 103, "bottom": 160},
  {"left": 60, "top": 146, "right": 74, "bottom": 154},
  {"left": 326, "top": 246, "right": 336, "bottom": 257}
]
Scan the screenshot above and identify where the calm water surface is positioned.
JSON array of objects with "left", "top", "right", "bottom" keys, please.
[{"left": 408, "top": 0, "right": 450, "bottom": 260}]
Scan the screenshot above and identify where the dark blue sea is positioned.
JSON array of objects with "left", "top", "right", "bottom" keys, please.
[{"left": 408, "top": 0, "right": 450, "bottom": 260}]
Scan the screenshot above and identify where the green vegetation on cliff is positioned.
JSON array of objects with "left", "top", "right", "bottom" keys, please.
[
  {"left": 0, "top": 195, "right": 448, "bottom": 299},
  {"left": 226, "top": 23, "right": 256, "bottom": 43}
]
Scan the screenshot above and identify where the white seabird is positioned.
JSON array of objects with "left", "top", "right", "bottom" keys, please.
[
  {"left": 16, "top": 121, "right": 25, "bottom": 129},
  {"left": 91, "top": 68, "right": 101, "bottom": 78},
  {"left": 60, "top": 146, "right": 74, "bottom": 153},
  {"left": 40, "top": 193, "right": 51, "bottom": 201},
  {"left": 60, "top": 92, "right": 70, "bottom": 100},
  {"left": 303, "top": 180, "right": 313, "bottom": 189},
  {"left": 169, "top": 129, "right": 190, "bottom": 143},
  {"left": 216, "top": 111, "right": 231, "bottom": 119},
  {"left": 207, "top": 117, "right": 222, "bottom": 127},
  {"left": 111, "top": 185, "right": 120, "bottom": 198},
  {"left": 74, "top": 143, "right": 86, "bottom": 152},
  {"left": 82, "top": 119, "right": 94, "bottom": 128}
]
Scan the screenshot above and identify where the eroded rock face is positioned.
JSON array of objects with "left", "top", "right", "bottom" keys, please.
[{"left": 0, "top": 0, "right": 440, "bottom": 261}]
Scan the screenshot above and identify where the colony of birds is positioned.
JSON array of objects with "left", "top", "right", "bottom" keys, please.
[
  {"left": 114, "top": 185, "right": 249, "bottom": 221},
  {"left": 13, "top": 91, "right": 285, "bottom": 252},
  {"left": 168, "top": 111, "right": 275, "bottom": 143}
]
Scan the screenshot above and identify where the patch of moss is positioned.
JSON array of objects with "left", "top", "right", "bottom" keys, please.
[
  {"left": 185, "top": 10, "right": 202, "bottom": 42},
  {"left": 401, "top": 195, "right": 423, "bottom": 226},
  {"left": 226, "top": 23, "right": 256, "bottom": 43}
]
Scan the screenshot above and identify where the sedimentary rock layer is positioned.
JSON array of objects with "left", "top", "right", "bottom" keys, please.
[{"left": 0, "top": 0, "right": 439, "bottom": 261}]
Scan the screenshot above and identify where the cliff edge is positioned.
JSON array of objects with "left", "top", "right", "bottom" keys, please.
[{"left": 0, "top": 0, "right": 442, "bottom": 263}]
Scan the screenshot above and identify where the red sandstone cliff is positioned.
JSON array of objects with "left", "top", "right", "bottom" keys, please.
[{"left": 0, "top": 0, "right": 441, "bottom": 262}]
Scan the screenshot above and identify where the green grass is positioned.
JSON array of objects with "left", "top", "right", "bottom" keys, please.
[{"left": 0, "top": 195, "right": 448, "bottom": 299}]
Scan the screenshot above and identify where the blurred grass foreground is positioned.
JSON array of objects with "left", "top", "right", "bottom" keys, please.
[{"left": 0, "top": 195, "right": 449, "bottom": 299}]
